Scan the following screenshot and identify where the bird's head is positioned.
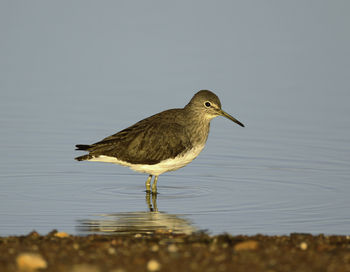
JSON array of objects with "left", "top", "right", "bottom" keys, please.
[{"left": 186, "top": 90, "right": 245, "bottom": 127}]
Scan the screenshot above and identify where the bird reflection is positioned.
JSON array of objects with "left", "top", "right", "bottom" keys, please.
[
  {"left": 77, "top": 192, "right": 196, "bottom": 235},
  {"left": 146, "top": 191, "right": 158, "bottom": 212}
]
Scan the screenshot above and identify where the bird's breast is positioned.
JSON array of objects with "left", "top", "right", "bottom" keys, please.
[
  {"left": 186, "top": 120, "right": 210, "bottom": 147},
  {"left": 129, "top": 143, "right": 206, "bottom": 176}
]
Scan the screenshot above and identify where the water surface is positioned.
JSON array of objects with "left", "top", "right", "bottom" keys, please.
[
  {"left": 1, "top": 1, "right": 349, "bottom": 236},
  {"left": 1, "top": 88, "right": 349, "bottom": 236}
]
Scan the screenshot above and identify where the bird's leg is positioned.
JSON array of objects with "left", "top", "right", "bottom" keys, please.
[
  {"left": 152, "top": 176, "right": 159, "bottom": 194},
  {"left": 145, "top": 190, "right": 158, "bottom": 212},
  {"left": 145, "top": 175, "right": 152, "bottom": 192},
  {"left": 152, "top": 192, "right": 158, "bottom": 211},
  {"left": 145, "top": 191, "right": 153, "bottom": 211}
]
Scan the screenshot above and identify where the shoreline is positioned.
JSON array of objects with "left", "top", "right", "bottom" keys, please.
[{"left": 1, "top": 230, "right": 350, "bottom": 271}]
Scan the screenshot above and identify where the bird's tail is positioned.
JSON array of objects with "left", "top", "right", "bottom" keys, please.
[
  {"left": 75, "top": 144, "right": 92, "bottom": 161},
  {"left": 75, "top": 144, "right": 91, "bottom": 151},
  {"left": 75, "top": 154, "right": 93, "bottom": 161}
]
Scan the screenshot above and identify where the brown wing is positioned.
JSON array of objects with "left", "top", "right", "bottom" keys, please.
[{"left": 86, "top": 118, "right": 193, "bottom": 165}]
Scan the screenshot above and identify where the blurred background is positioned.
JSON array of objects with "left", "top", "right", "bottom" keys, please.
[{"left": 1, "top": 1, "right": 349, "bottom": 236}]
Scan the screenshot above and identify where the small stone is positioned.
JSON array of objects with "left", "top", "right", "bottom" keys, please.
[
  {"left": 167, "top": 244, "right": 178, "bottom": 253},
  {"left": 209, "top": 244, "right": 217, "bottom": 252},
  {"left": 54, "top": 231, "right": 70, "bottom": 238},
  {"left": 71, "top": 264, "right": 100, "bottom": 272},
  {"left": 73, "top": 243, "right": 80, "bottom": 250},
  {"left": 31, "top": 245, "right": 39, "bottom": 251},
  {"left": 16, "top": 253, "right": 47, "bottom": 271},
  {"left": 147, "top": 259, "right": 161, "bottom": 271},
  {"left": 222, "top": 243, "right": 229, "bottom": 248},
  {"left": 190, "top": 262, "right": 198, "bottom": 270},
  {"left": 111, "top": 239, "right": 118, "bottom": 245},
  {"left": 214, "top": 254, "right": 226, "bottom": 262},
  {"left": 151, "top": 245, "right": 159, "bottom": 252},
  {"left": 134, "top": 233, "right": 142, "bottom": 238},
  {"left": 110, "top": 269, "right": 126, "bottom": 272},
  {"left": 300, "top": 242, "right": 308, "bottom": 250},
  {"left": 234, "top": 240, "right": 259, "bottom": 251},
  {"left": 108, "top": 247, "right": 116, "bottom": 255},
  {"left": 184, "top": 251, "right": 191, "bottom": 258}
]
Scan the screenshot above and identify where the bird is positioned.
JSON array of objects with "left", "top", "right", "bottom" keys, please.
[{"left": 75, "top": 90, "right": 244, "bottom": 194}]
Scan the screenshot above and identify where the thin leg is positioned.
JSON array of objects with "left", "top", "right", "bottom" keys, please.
[
  {"left": 145, "top": 175, "right": 152, "bottom": 192},
  {"left": 152, "top": 192, "right": 158, "bottom": 211},
  {"left": 145, "top": 191, "right": 158, "bottom": 212},
  {"left": 151, "top": 175, "right": 158, "bottom": 194},
  {"left": 145, "top": 191, "right": 153, "bottom": 211}
]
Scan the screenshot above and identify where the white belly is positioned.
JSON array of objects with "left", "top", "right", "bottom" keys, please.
[{"left": 88, "top": 144, "right": 205, "bottom": 176}]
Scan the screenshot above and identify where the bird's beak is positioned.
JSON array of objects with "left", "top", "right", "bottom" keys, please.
[{"left": 219, "top": 109, "right": 245, "bottom": 127}]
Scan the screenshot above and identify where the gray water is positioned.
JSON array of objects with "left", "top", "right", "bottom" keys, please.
[
  {"left": 1, "top": 1, "right": 350, "bottom": 236},
  {"left": 1, "top": 87, "right": 349, "bottom": 236}
]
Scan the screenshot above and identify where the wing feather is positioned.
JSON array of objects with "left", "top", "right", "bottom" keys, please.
[{"left": 87, "top": 119, "right": 192, "bottom": 165}]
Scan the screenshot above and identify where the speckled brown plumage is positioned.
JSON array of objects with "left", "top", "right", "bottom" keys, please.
[{"left": 76, "top": 109, "right": 200, "bottom": 164}]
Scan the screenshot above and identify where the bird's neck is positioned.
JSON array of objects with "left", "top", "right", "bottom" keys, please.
[{"left": 185, "top": 111, "right": 211, "bottom": 147}]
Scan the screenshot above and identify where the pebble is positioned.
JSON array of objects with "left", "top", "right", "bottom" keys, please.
[
  {"left": 31, "top": 245, "right": 39, "bottom": 251},
  {"left": 151, "top": 244, "right": 159, "bottom": 252},
  {"left": 73, "top": 243, "right": 80, "bottom": 250},
  {"left": 110, "top": 269, "right": 126, "bottom": 272},
  {"left": 168, "top": 244, "right": 178, "bottom": 253},
  {"left": 300, "top": 242, "right": 308, "bottom": 250},
  {"left": 214, "top": 254, "right": 226, "bottom": 262},
  {"left": 54, "top": 231, "right": 70, "bottom": 238},
  {"left": 16, "top": 253, "right": 47, "bottom": 271},
  {"left": 108, "top": 247, "right": 116, "bottom": 255},
  {"left": 147, "top": 259, "right": 161, "bottom": 271},
  {"left": 71, "top": 264, "right": 100, "bottom": 272},
  {"left": 234, "top": 240, "right": 259, "bottom": 251},
  {"left": 222, "top": 243, "right": 229, "bottom": 248}
]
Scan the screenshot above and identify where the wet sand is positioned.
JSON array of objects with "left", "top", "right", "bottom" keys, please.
[{"left": 1, "top": 230, "right": 350, "bottom": 272}]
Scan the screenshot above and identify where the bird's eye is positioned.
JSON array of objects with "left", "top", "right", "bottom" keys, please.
[{"left": 204, "top": 102, "right": 211, "bottom": 107}]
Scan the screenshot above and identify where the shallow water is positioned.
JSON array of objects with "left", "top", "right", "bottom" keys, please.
[
  {"left": 1, "top": 1, "right": 350, "bottom": 236},
  {"left": 1, "top": 88, "right": 349, "bottom": 236}
]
